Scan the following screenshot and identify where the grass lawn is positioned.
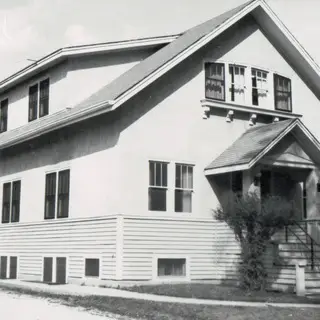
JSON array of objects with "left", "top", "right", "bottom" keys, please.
[
  {"left": 123, "top": 283, "right": 320, "bottom": 304},
  {"left": 0, "top": 284, "right": 319, "bottom": 320}
]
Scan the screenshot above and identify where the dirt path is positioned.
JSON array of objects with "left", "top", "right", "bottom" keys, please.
[{"left": 0, "top": 290, "right": 121, "bottom": 320}]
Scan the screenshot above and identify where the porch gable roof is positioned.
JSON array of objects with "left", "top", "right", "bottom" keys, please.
[{"left": 205, "top": 119, "right": 320, "bottom": 175}]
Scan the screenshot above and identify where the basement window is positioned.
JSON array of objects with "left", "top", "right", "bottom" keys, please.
[
  {"left": 157, "top": 258, "right": 186, "bottom": 277},
  {"left": 85, "top": 258, "right": 100, "bottom": 277}
]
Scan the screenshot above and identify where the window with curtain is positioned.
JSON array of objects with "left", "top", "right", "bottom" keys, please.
[
  {"left": 229, "top": 65, "right": 246, "bottom": 104},
  {"left": 0, "top": 98, "right": 8, "bottom": 133},
  {"left": 252, "top": 69, "right": 268, "bottom": 106},
  {"left": 175, "top": 164, "right": 193, "bottom": 213},
  {"left": 149, "top": 161, "right": 168, "bottom": 211},
  {"left": 274, "top": 74, "right": 292, "bottom": 112},
  {"left": 205, "top": 62, "right": 225, "bottom": 101},
  {"left": 157, "top": 258, "right": 186, "bottom": 277}
]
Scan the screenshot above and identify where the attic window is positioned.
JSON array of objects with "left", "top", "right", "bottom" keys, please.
[
  {"left": 274, "top": 74, "right": 292, "bottom": 112},
  {"left": 205, "top": 63, "right": 225, "bottom": 101}
]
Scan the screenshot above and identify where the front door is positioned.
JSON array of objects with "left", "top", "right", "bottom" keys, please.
[{"left": 260, "top": 170, "right": 271, "bottom": 201}]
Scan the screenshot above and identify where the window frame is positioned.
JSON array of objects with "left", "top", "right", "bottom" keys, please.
[
  {"left": 1, "top": 179, "right": 21, "bottom": 224},
  {"left": 229, "top": 64, "right": 246, "bottom": 103},
  {"left": 28, "top": 77, "right": 50, "bottom": 122},
  {"left": 84, "top": 257, "right": 101, "bottom": 279},
  {"left": 204, "top": 62, "right": 226, "bottom": 101},
  {"left": 174, "top": 163, "right": 194, "bottom": 213},
  {"left": 251, "top": 68, "right": 268, "bottom": 106},
  {"left": 0, "top": 255, "right": 19, "bottom": 279},
  {"left": 148, "top": 160, "right": 168, "bottom": 212},
  {"left": 274, "top": 74, "right": 292, "bottom": 112},
  {"left": 0, "top": 98, "right": 8, "bottom": 133},
  {"left": 42, "top": 255, "right": 69, "bottom": 284},
  {"left": 153, "top": 255, "right": 190, "bottom": 281},
  {"left": 44, "top": 168, "right": 70, "bottom": 220}
]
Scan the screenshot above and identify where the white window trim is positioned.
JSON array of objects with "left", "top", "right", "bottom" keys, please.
[
  {"left": 148, "top": 161, "right": 196, "bottom": 214},
  {"left": 152, "top": 255, "right": 190, "bottom": 281},
  {"left": 203, "top": 60, "right": 292, "bottom": 110},
  {"left": 83, "top": 255, "right": 102, "bottom": 280},
  {"left": 28, "top": 76, "right": 50, "bottom": 120},
  {"left": 41, "top": 255, "right": 69, "bottom": 284},
  {"left": 0, "top": 255, "right": 19, "bottom": 279},
  {"left": 44, "top": 164, "right": 71, "bottom": 220},
  {"left": 1, "top": 178, "right": 21, "bottom": 224}
]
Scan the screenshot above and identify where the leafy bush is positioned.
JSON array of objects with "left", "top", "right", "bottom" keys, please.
[{"left": 214, "top": 192, "right": 296, "bottom": 291}]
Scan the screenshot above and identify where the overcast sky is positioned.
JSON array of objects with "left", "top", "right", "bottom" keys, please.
[{"left": 0, "top": 0, "right": 319, "bottom": 79}]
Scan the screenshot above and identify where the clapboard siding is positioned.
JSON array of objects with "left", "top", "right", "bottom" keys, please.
[
  {"left": 0, "top": 217, "right": 117, "bottom": 281},
  {"left": 122, "top": 217, "right": 241, "bottom": 280}
]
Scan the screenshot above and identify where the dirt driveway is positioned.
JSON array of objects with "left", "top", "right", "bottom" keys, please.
[{"left": 0, "top": 290, "right": 121, "bottom": 320}]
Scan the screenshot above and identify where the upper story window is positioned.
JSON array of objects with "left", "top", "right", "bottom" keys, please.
[
  {"left": 205, "top": 63, "right": 225, "bottom": 101},
  {"left": 274, "top": 74, "right": 292, "bottom": 112},
  {"left": 2, "top": 180, "right": 21, "bottom": 223},
  {"left": 252, "top": 69, "right": 268, "bottom": 107},
  {"left": 44, "top": 169, "right": 70, "bottom": 219},
  {"left": 229, "top": 65, "right": 246, "bottom": 104},
  {"left": 0, "top": 99, "right": 8, "bottom": 133},
  {"left": 204, "top": 62, "right": 292, "bottom": 113},
  {"left": 29, "top": 78, "right": 50, "bottom": 122}
]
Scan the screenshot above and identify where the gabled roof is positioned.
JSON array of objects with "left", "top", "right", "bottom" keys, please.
[
  {"left": 0, "top": 34, "right": 179, "bottom": 94},
  {"left": 205, "top": 119, "right": 320, "bottom": 175},
  {"left": 1, "top": 0, "right": 320, "bottom": 150}
]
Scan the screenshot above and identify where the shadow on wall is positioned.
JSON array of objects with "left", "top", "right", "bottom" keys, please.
[{"left": 0, "top": 15, "right": 257, "bottom": 177}]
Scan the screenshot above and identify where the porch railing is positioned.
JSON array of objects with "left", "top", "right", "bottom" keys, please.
[{"left": 285, "top": 219, "right": 320, "bottom": 270}]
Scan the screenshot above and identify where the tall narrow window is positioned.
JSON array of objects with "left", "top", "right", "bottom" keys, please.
[
  {"left": 1, "top": 181, "right": 21, "bottom": 223},
  {"left": 44, "top": 170, "right": 70, "bottom": 219},
  {"left": 44, "top": 172, "right": 56, "bottom": 219},
  {"left": 28, "top": 83, "right": 38, "bottom": 122},
  {"left": 57, "top": 170, "right": 70, "bottom": 218},
  {"left": 149, "top": 161, "right": 168, "bottom": 211},
  {"left": 231, "top": 171, "right": 243, "bottom": 197},
  {"left": 2, "top": 183, "right": 11, "bottom": 223},
  {"left": 0, "top": 98, "right": 8, "bottom": 133},
  {"left": 28, "top": 78, "right": 50, "bottom": 122},
  {"left": 175, "top": 164, "right": 193, "bottom": 213},
  {"left": 274, "top": 74, "right": 292, "bottom": 112},
  {"left": 39, "top": 78, "right": 50, "bottom": 117},
  {"left": 205, "top": 63, "right": 225, "bottom": 101},
  {"left": 252, "top": 69, "right": 268, "bottom": 106},
  {"left": 229, "top": 65, "right": 245, "bottom": 104},
  {"left": 11, "top": 181, "right": 21, "bottom": 223},
  {"left": 303, "top": 181, "right": 307, "bottom": 220}
]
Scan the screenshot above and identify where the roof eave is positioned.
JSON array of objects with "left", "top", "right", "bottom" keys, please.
[{"left": 0, "top": 34, "right": 179, "bottom": 95}]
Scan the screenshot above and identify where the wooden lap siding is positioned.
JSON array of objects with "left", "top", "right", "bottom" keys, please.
[
  {"left": 122, "top": 217, "right": 242, "bottom": 281},
  {"left": 0, "top": 217, "right": 117, "bottom": 282}
]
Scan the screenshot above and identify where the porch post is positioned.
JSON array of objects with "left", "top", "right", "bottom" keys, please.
[{"left": 295, "top": 261, "right": 306, "bottom": 296}]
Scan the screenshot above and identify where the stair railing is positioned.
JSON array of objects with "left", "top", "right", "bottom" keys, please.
[{"left": 285, "top": 220, "right": 320, "bottom": 270}]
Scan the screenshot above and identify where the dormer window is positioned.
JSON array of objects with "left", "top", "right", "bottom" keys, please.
[
  {"left": 28, "top": 78, "right": 50, "bottom": 122},
  {"left": 274, "top": 74, "right": 292, "bottom": 112},
  {"left": 205, "top": 63, "right": 225, "bottom": 101}
]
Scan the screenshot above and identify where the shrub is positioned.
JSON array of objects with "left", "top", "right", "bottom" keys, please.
[{"left": 214, "top": 192, "right": 296, "bottom": 291}]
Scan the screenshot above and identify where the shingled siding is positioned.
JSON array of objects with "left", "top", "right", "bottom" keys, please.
[
  {"left": 0, "top": 216, "right": 117, "bottom": 282},
  {"left": 122, "top": 217, "right": 242, "bottom": 281}
]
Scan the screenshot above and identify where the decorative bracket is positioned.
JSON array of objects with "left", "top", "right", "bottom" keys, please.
[
  {"left": 249, "top": 113, "right": 257, "bottom": 126},
  {"left": 226, "top": 110, "right": 234, "bottom": 122},
  {"left": 202, "top": 106, "right": 211, "bottom": 119}
]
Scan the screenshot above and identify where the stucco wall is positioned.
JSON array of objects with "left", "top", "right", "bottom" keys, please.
[{"left": 115, "top": 17, "right": 320, "bottom": 218}]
